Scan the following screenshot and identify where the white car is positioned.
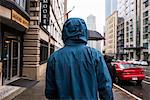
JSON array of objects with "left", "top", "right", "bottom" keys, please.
[
  {"left": 140, "top": 61, "right": 148, "bottom": 66},
  {"left": 127, "top": 59, "right": 140, "bottom": 65}
]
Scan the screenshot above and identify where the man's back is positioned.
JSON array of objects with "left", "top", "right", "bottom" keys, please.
[
  {"left": 45, "top": 18, "right": 113, "bottom": 100},
  {"left": 49, "top": 45, "right": 98, "bottom": 99}
]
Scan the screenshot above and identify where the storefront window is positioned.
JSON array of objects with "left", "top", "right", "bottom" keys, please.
[
  {"left": 40, "top": 40, "right": 48, "bottom": 64},
  {"left": 0, "top": 35, "right": 1, "bottom": 61},
  {"left": 0, "top": 47, "right": 1, "bottom": 61},
  {"left": 50, "top": 44, "right": 55, "bottom": 55}
]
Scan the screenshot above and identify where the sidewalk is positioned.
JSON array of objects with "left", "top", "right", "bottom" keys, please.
[{"left": 13, "top": 74, "right": 135, "bottom": 100}]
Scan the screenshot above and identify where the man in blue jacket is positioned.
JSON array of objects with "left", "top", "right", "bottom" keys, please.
[{"left": 45, "top": 18, "right": 113, "bottom": 100}]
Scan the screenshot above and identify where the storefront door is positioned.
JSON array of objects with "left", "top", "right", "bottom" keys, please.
[{"left": 3, "top": 39, "right": 20, "bottom": 83}]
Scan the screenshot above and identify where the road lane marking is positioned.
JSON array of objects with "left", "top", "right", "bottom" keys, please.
[
  {"left": 143, "top": 80, "right": 150, "bottom": 85},
  {"left": 113, "top": 84, "right": 142, "bottom": 100}
]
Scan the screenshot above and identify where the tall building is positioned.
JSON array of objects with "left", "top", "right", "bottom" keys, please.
[
  {"left": 104, "top": 11, "right": 118, "bottom": 57},
  {"left": 104, "top": 0, "right": 118, "bottom": 54},
  {"left": 117, "top": 17, "right": 125, "bottom": 60},
  {"left": 87, "top": 15, "right": 96, "bottom": 30},
  {"left": 105, "top": 0, "right": 117, "bottom": 18},
  {"left": 0, "top": 0, "right": 65, "bottom": 85},
  {"left": 87, "top": 15, "right": 96, "bottom": 49},
  {"left": 111, "top": 0, "right": 118, "bottom": 14},
  {"left": 140, "top": 0, "right": 150, "bottom": 63},
  {"left": 118, "top": 0, "right": 142, "bottom": 60},
  {"left": 105, "top": 0, "right": 111, "bottom": 18},
  {"left": 87, "top": 15, "right": 101, "bottom": 51}
]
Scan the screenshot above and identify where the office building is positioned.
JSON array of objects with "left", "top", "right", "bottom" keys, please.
[
  {"left": 104, "top": 11, "right": 118, "bottom": 57},
  {"left": 87, "top": 15, "right": 101, "bottom": 51},
  {"left": 105, "top": 0, "right": 117, "bottom": 18},
  {"left": 141, "top": 0, "right": 150, "bottom": 62},
  {"left": 118, "top": 0, "right": 142, "bottom": 60},
  {"left": 117, "top": 17, "right": 125, "bottom": 60}
]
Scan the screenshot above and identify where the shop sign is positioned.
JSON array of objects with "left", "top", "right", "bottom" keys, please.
[
  {"left": 41, "top": 0, "right": 50, "bottom": 25},
  {"left": 12, "top": 10, "right": 29, "bottom": 29}
]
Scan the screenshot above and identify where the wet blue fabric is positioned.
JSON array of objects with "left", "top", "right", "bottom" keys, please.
[{"left": 45, "top": 18, "right": 113, "bottom": 100}]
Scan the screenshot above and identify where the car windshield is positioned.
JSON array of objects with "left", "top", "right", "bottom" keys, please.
[{"left": 120, "top": 63, "right": 136, "bottom": 69}]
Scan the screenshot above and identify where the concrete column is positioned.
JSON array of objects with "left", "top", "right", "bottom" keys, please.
[{"left": 64, "top": 0, "right": 68, "bottom": 20}]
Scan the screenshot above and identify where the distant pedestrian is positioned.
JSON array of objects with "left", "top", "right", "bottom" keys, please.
[
  {"left": 45, "top": 18, "right": 113, "bottom": 100},
  {"left": 104, "top": 55, "right": 116, "bottom": 83}
]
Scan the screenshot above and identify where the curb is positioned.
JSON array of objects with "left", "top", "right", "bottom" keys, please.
[{"left": 113, "top": 83, "right": 142, "bottom": 100}]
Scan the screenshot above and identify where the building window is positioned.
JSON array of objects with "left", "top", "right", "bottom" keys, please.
[
  {"left": 143, "top": 34, "right": 148, "bottom": 39},
  {"left": 130, "top": 37, "right": 133, "bottom": 42},
  {"left": 14, "top": 0, "right": 26, "bottom": 10},
  {"left": 143, "top": 43, "right": 148, "bottom": 49},
  {"left": 40, "top": 40, "right": 48, "bottom": 64},
  {"left": 143, "top": 11, "right": 149, "bottom": 17},
  {"left": 30, "top": 20, "right": 38, "bottom": 25},
  {"left": 126, "top": 21, "right": 129, "bottom": 25},
  {"left": 126, "top": 27, "right": 129, "bottom": 31},
  {"left": 143, "top": 0, "right": 149, "bottom": 8},
  {"left": 143, "top": 18, "right": 148, "bottom": 25},
  {"left": 30, "top": 11, "right": 39, "bottom": 16},
  {"left": 127, "top": 38, "right": 129, "bottom": 42},
  {"left": 143, "top": 52, "right": 148, "bottom": 60},
  {"left": 30, "top": 1, "right": 38, "bottom": 7},
  {"left": 143, "top": 26, "right": 148, "bottom": 33}
]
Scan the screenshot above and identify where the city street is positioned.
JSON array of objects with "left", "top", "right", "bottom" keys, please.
[
  {"left": 0, "top": 0, "right": 150, "bottom": 99},
  {"left": 116, "top": 65, "right": 150, "bottom": 99}
]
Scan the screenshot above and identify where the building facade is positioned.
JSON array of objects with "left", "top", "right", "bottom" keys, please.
[
  {"left": 0, "top": 0, "right": 65, "bottom": 85},
  {"left": 141, "top": 0, "right": 150, "bottom": 63},
  {"left": 0, "top": 0, "right": 30, "bottom": 84},
  {"left": 117, "top": 17, "right": 125, "bottom": 60},
  {"left": 104, "top": 11, "right": 118, "bottom": 57},
  {"left": 87, "top": 15, "right": 101, "bottom": 51},
  {"left": 23, "top": 0, "right": 64, "bottom": 80},
  {"left": 118, "top": 0, "right": 142, "bottom": 60}
]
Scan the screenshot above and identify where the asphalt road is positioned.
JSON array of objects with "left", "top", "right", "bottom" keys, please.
[{"left": 117, "top": 65, "right": 150, "bottom": 100}]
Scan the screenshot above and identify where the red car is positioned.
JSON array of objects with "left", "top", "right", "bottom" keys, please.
[{"left": 112, "top": 61, "right": 145, "bottom": 84}]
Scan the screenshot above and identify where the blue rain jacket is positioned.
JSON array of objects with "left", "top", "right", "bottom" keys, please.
[{"left": 45, "top": 18, "right": 113, "bottom": 100}]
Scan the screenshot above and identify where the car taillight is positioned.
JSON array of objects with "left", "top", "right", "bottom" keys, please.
[
  {"left": 122, "top": 72, "right": 130, "bottom": 75},
  {"left": 140, "top": 69, "right": 144, "bottom": 74},
  {"left": 141, "top": 71, "right": 144, "bottom": 74}
]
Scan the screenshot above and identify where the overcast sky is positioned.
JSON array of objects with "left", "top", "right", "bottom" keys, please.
[{"left": 67, "top": 0, "right": 105, "bottom": 35}]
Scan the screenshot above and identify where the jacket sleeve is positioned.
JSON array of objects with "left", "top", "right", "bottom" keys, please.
[
  {"left": 45, "top": 57, "right": 57, "bottom": 99},
  {"left": 95, "top": 52, "right": 113, "bottom": 100}
]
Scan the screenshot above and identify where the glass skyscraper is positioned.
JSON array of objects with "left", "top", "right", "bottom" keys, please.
[{"left": 105, "top": 0, "right": 117, "bottom": 18}]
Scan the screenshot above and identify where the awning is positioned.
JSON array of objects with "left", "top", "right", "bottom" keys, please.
[{"left": 88, "top": 30, "right": 105, "bottom": 40}]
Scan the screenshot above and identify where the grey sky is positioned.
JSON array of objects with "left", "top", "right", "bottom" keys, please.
[{"left": 67, "top": 0, "right": 105, "bottom": 35}]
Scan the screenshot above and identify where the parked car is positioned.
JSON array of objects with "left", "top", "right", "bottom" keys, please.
[
  {"left": 112, "top": 61, "right": 145, "bottom": 84},
  {"left": 140, "top": 61, "right": 148, "bottom": 66},
  {"left": 127, "top": 59, "right": 141, "bottom": 65}
]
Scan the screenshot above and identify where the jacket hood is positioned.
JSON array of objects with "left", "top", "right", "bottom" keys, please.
[{"left": 62, "top": 18, "right": 88, "bottom": 45}]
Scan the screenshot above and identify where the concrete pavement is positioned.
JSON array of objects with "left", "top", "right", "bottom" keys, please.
[{"left": 13, "top": 74, "right": 136, "bottom": 100}]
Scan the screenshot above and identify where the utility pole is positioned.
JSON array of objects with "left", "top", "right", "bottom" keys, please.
[{"left": 64, "top": 0, "right": 68, "bottom": 21}]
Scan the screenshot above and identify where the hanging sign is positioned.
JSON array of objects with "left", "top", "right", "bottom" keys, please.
[{"left": 41, "top": 0, "right": 50, "bottom": 25}]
